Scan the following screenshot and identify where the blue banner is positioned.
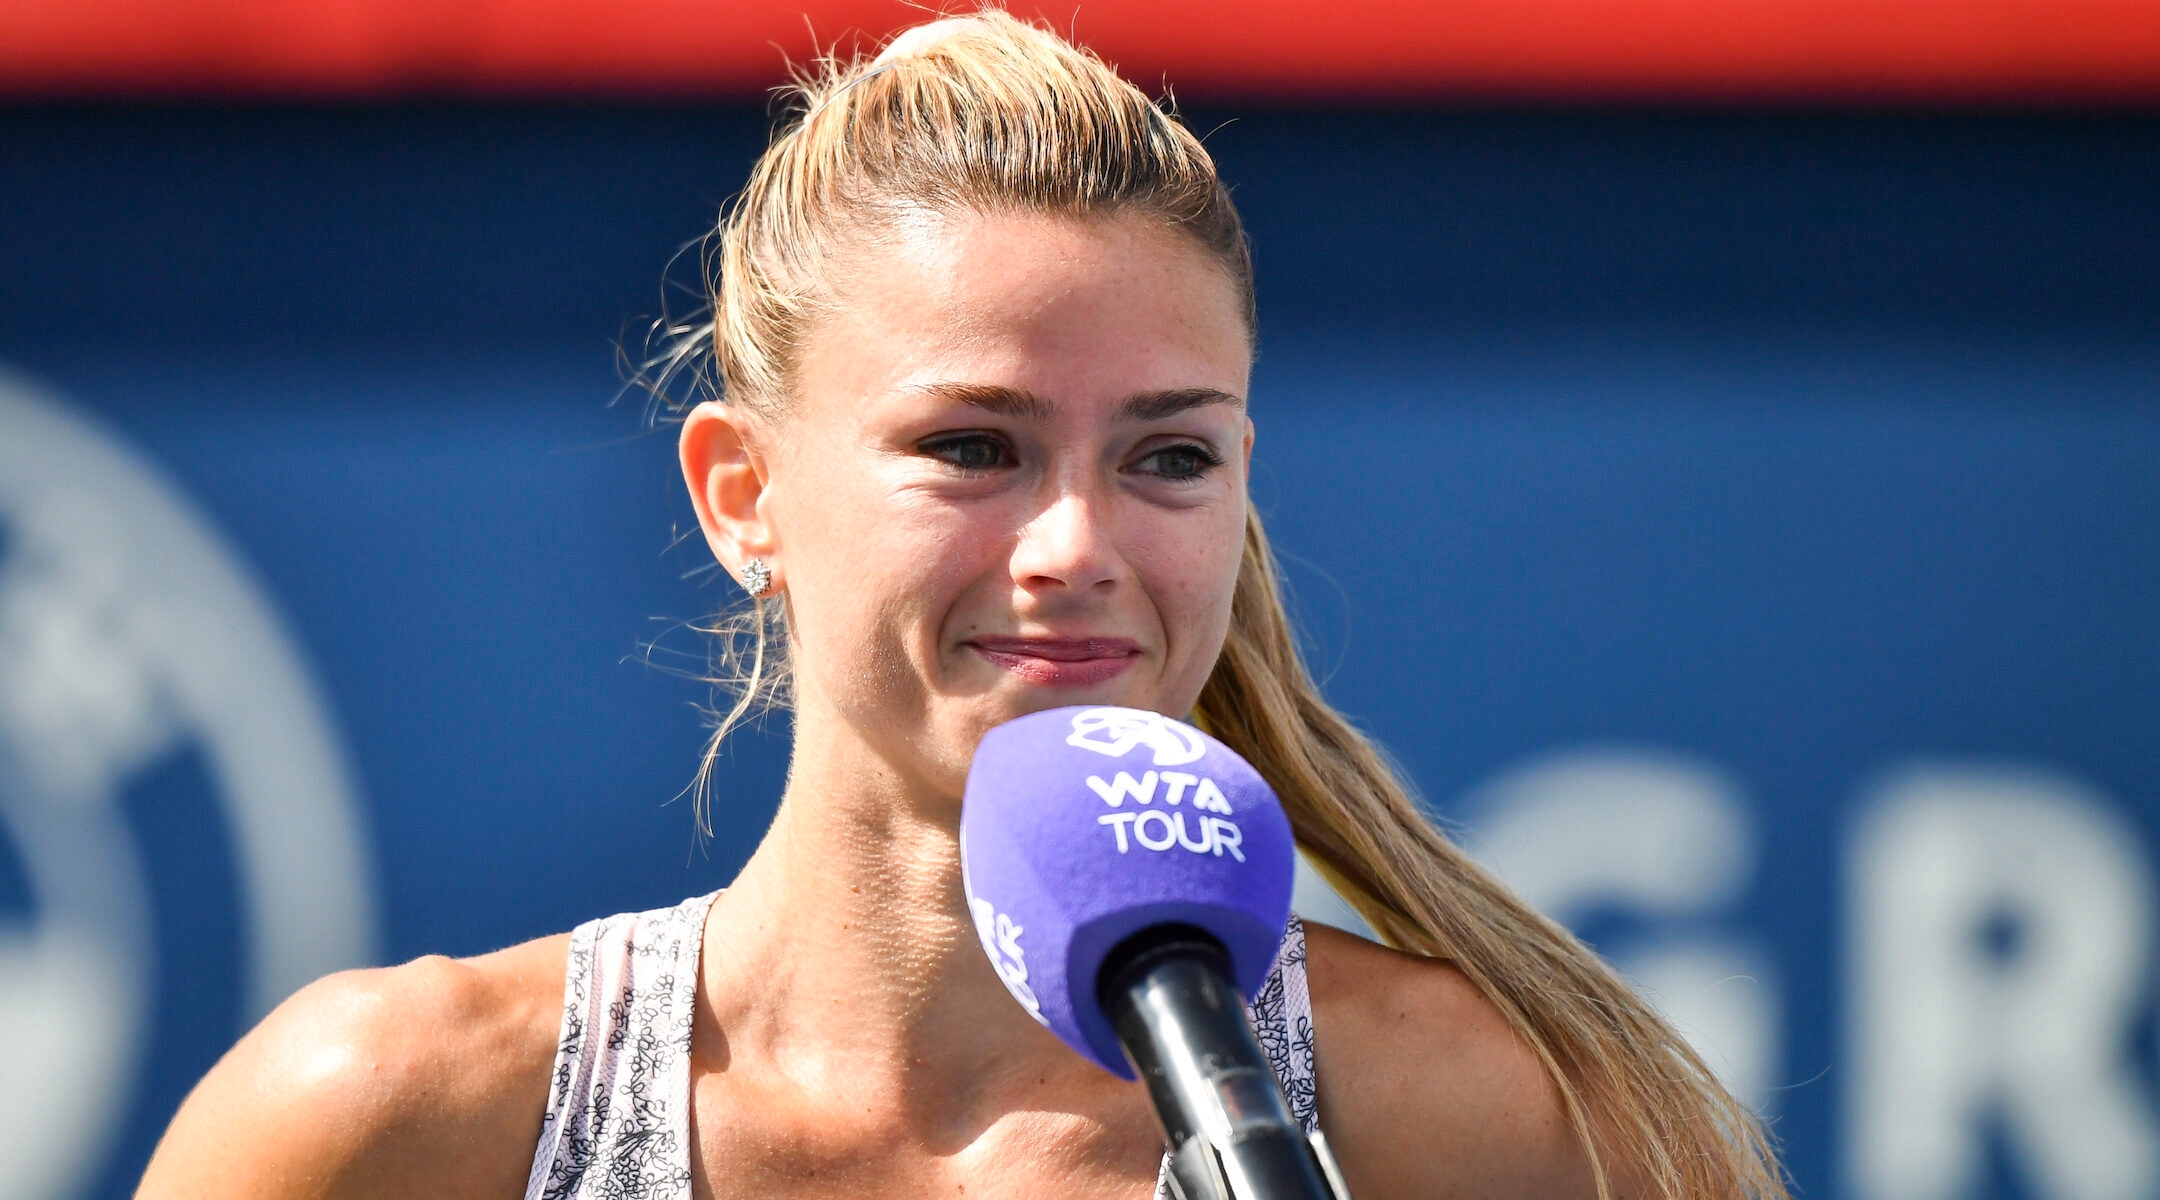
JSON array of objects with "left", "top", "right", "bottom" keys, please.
[{"left": 2, "top": 105, "right": 2155, "bottom": 1200}]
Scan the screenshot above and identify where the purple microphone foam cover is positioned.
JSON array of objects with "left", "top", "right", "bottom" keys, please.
[{"left": 960, "top": 705, "right": 1295, "bottom": 1078}]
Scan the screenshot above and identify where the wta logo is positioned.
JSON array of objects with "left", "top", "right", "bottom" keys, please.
[
  {"left": 1064, "top": 707, "right": 1206, "bottom": 766},
  {"left": 1064, "top": 709, "right": 1245, "bottom": 861}
]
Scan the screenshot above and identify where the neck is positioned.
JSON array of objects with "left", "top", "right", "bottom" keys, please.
[{"left": 699, "top": 701, "right": 1089, "bottom": 1124}]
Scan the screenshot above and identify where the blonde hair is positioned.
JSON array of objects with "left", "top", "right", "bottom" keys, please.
[{"left": 658, "top": 11, "right": 1785, "bottom": 1198}]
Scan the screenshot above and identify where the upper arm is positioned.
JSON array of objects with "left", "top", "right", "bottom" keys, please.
[
  {"left": 136, "top": 939, "right": 567, "bottom": 1200},
  {"left": 1302, "top": 922, "right": 1600, "bottom": 1200}
]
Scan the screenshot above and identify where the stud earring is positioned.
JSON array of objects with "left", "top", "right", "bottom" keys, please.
[{"left": 740, "top": 557, "right": 774, "bottom": 598}]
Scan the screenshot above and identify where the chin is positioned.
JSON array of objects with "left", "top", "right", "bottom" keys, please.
[{"left": 969, "top": 688, "right": 1180, "bottom": 743}]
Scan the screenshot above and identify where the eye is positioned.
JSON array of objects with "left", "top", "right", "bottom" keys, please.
[
  {"left": 921, "top": 433, "right": 1015, "bottom": 472},
  {"left": 1134, "top": 442, "right": 1223, "bottom": 482}
]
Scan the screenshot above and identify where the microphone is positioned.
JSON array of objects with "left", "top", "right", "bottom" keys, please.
[{"left": 960, "top": 705, "right": 1354, "bottom": 1200}]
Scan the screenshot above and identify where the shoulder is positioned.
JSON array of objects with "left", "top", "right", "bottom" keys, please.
[
  {"left": 1301, "top": 921, "right": 1599, "bottom": 1200},
  {"left": 136, "top": 933, "right": 573, "bottom": 1200}
]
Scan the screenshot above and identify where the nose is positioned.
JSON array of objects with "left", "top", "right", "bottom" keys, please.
[{"left": 1009, "top": 486, "right": 1125, "bottom": 597}]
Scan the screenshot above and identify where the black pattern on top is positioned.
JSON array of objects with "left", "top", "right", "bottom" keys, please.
[
  {"left": 1249, "top": 916, "right": 1320, "bottom": 1130},
  {"left": 524, "top": 893, "right": 709, "bottom": 1200},
  {"left": 524, "top": 895, "right": 1320, "bottom": 1200}
]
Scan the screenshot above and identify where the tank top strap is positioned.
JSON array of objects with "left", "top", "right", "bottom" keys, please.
[
  {"left": 1249, "top": 914, "right": 1321, "bottom": 1131},
  {"left": 1152, "top": 914, "right": 1323, "bottom": 1198},
  {"left": 524, "top": 890, "right": 718, "bottom": 1200}
]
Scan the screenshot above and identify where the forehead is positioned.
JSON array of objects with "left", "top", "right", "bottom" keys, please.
[{"left": 793, "top": 209, "right": 1252, "bottom": 421}]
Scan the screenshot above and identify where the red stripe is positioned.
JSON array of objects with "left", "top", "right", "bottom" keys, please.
[{"left": 3, "top": 0, "right": 2157, "bottom": 103}]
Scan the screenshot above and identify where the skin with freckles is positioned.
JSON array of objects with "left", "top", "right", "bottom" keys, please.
[
  {"left": 133, "top": 211, "right": 1596, "bottom": 1200},
  {"left": 703, "top": 210, "right": 1254, "bottom": 805}
]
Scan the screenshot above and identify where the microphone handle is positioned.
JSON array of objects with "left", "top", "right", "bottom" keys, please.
[{"left": 1101, "top": 930, "right": 1353, "bottom": 1200}]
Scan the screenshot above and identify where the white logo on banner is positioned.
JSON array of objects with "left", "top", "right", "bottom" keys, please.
[
  {"left": 0, "top": 369, "right": 378, "bottom": 1200},
  {"left": 1848, "top": 765, "right": 2160, "bottom": 1200},
  {"left": 1465, "top": 747, "right": 2160, "bottom": 1200},
  {"left": 1065, "top": 707, "right": 1205, "bottom": 766},
  {"left": 1464, "top": 748, "right": 1779, "bottom": 1112}
]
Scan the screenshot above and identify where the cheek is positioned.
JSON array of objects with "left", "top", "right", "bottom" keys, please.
[
  {"left": 780, "top": 476, "right": 1004, "bottom": 699},
  {"left": 1144, "top": 508, "right": 1247, "bottom": 685},
  {"left": 768, "top": 462, "right": 900, "bottom": 685}
]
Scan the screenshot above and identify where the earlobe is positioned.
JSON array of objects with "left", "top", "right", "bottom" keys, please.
[{"left": 679, "top": 401, "right": 779, "bottom": 585}]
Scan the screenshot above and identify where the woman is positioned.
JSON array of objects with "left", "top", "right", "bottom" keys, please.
[{"left": 139, "top": 12, "right": 1784, "bottom": 1199}]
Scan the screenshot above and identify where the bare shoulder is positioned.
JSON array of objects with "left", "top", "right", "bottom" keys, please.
[
  {"left": 136, "top": 933, "right": 572, "bottom": 1200},
  {"left": 1301, "top": 921, "right": 1597, "bottom": 1200}
]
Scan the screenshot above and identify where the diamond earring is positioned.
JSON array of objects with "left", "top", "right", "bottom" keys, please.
[{"left": 740, "top": 557, "right": 774, "bottom": 598}]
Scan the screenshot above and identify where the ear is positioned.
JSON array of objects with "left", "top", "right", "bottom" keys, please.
[{"left": 680, "top": 400, "right": 780, "bottom": 592}]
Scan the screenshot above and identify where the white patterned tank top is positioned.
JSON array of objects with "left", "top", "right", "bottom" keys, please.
[{"left": 523, "top": 890, "right": 1322, "bottom": 1200}]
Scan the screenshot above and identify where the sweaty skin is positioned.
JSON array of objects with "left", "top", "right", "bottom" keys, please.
[{"left": 136, "top": 212, "right": 1599, "bottom": 1200}]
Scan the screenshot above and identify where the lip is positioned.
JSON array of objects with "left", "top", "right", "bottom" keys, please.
[{"left": 967, "top": 636, "right": 1142, "bottom": 686}]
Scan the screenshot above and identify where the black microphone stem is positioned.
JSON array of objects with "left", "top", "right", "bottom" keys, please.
[{"left": 1101, "top": 929, "right": 1352, "bottom": 1200}]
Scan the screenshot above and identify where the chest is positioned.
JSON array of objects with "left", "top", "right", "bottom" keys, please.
[
  {"left": 684, "top": 1080, "right": 1170, "bottom": 1200},
  {"left": 524, "top": 900, "right": 1315, "bottom": 1200}
]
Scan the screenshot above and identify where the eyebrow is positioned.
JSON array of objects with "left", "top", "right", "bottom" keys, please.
[
  {"left": 1115, "top": 387, "right": 1245, "bottom": 422},
  {"left": 909, "top": 382, "right": 1244, "bottom": 422},
  {"left": 913, "top": 382, "right": 1055, "bottom": 420}
]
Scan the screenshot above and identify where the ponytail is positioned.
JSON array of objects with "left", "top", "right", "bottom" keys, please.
[{"left": 1196, "top": 509, "right": 1784, "bottom": 1199}]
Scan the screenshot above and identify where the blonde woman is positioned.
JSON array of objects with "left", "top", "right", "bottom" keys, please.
[{"left": 139, "top": 13, "right": 1784, "bottom": 1199}]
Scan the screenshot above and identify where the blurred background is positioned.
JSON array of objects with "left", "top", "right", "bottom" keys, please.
[{"left": 2, "top": 2, "right": 2158, "bottom": 1196}]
